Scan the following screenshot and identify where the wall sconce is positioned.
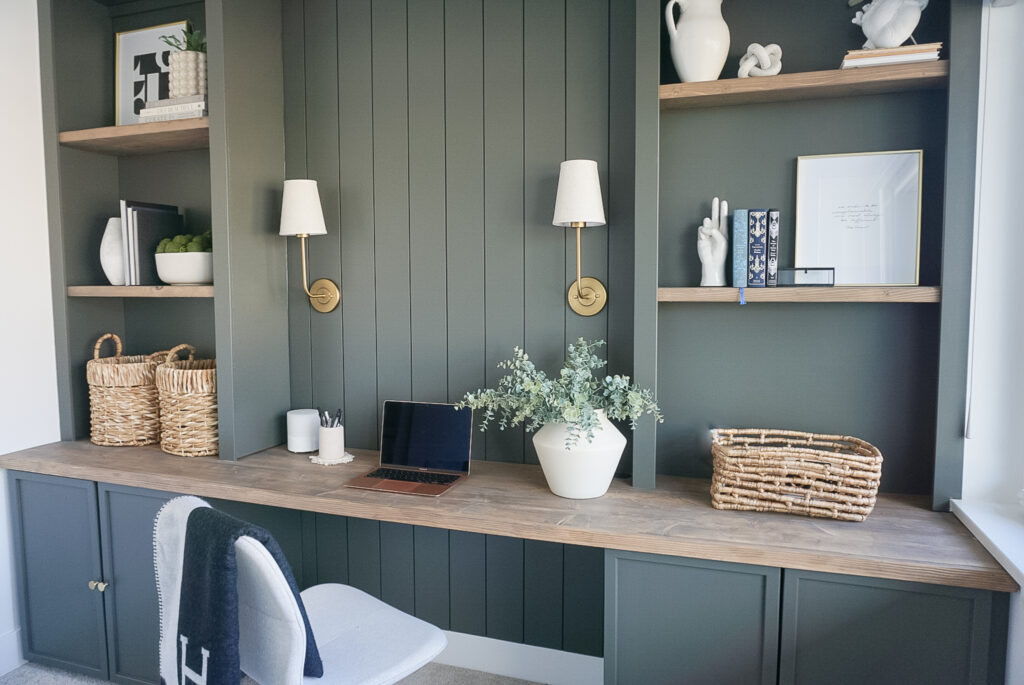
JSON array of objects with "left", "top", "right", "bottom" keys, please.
[
  {"left": 552, "top": 159, "right": 607, "bottom": 317},
  {"left": 279, "top": 179, "right": 340, "bottom": 313}
]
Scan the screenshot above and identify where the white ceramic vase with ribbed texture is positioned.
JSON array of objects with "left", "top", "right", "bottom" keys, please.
[
  {"left": 168, "top": 50, "right": 207, "bottom": 98},
  {"left": 532, "top": 410, "right": 627, "bottom": 499}
]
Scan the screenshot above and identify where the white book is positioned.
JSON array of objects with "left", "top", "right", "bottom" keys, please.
[
  {"left": 845, "top": 42, "right": 942, "bottom": 59},
  {"left": 144, "top": 94, "right": 207, "bottom": 108},
  {"left": 841, "top": 52, "right": 939, "bottom": 69},
  {"left": 140, "top": 101, "right": 207, "bottom": 115},
  {"left": 137, "top": 110, "right": 208, "bottom": 123},
  {"left": 118, "top": 200, "right": 132, "bottom": 286}
]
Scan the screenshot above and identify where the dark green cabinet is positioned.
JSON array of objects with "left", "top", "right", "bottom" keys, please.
[
  {"left": 605, "top": 550, "right": 781, "bottom": 685},
  {"left": 9, "top": 472, "right": 109, "bottom": 679},
  {"left": 605, "top": 551, "right": 1008, "bottom": 685},
  {"left": 9, "top": 473, "right": 171, "bottom": 684},
  {"left": 779, "top": 569, "right": 997, "bottom": 685}
]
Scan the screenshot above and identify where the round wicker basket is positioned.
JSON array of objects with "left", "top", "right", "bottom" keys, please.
[
  {"left": 710, "top": 428, "right": 883, "bottom": 522},
  {"left": 87, "top": 334, "right": 167, "bottom": 446},
  {"left": 156, "top": 344, "right": 218, "bottom": 457}
]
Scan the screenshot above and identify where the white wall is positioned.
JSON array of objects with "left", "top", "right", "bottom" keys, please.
[
  {"left": 961, "top": 0, "right": 1024, "bottom": 505},
  {"left": 0, "top": 0, "right": 61, "bottom": 674}
]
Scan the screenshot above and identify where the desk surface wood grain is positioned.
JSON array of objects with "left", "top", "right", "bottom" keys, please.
[{"left": 0, "top": 440, "right": 1015, "bottom": 593}]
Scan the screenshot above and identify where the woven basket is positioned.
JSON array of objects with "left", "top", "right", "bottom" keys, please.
[
  {"left": 87, "top": 334, "right": 167, "bottom": 446},
  {"left": 710, "top": 428, "right": 883, "bottom": 522},
  {"left": 156, "top": 344, "right": 218, "bottom": 457}
]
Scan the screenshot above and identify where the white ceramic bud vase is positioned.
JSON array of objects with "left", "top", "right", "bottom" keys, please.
[
  {"left": 168, "top": 50, "right": 207, "bottom": 99},
  {"left": 532, "top": 410, "right": 627, "bottom": 499},
  {"left": 665, "top": 0, "right": 730, "bottom": 83},
  {"left": 99, "top": 217, "right": 125, "bottom": 286}
]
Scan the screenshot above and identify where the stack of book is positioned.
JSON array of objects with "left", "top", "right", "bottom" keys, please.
[
  {"left": 732, "top": 209, "right": 780, "bottom": 288},
  {"left": 840, "top": 42, "right": 942, "bottom": 69},
  {"left": 119, "top": 200, "right": 182, "bottom": 285},
  {"left": 138, "top": 95, "right": 208, "bottom": 123}
]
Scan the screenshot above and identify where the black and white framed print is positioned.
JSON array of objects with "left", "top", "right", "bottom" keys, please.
[{"left": 115, "top": 22, "right": 186, "bottom": 125}]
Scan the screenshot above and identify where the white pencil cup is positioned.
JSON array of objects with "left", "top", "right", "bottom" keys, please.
[
  {"left": 318, "top": 425, "right": 345, "bottom": 461},
  {"left": 286, "top": 409, "right": 320, "bottom": 453}
]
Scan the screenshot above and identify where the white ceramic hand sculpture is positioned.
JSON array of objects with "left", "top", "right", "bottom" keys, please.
[
  {"left": 697, "top": 196, "right": 728, "bottom": 286},
  {"left": 852, "top": 0, "right": 929, "bottom": 49}
]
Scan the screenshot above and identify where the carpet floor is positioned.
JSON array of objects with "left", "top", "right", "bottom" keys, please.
[{"left": 0, "top": 662, "right": 541, "bottom": 684}]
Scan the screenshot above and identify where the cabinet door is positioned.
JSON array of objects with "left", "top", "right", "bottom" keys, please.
[
  {"left": 98, "top": 483, "right": 174, "bottom": 685},
  {"left": 779, "top": 569, "right": 994, "bottom": 685},
  {"left": 8, "top": 472, "right": 108, "bottom": 679},
  {"left": 605, "top": 550, "right": 780, "bottom": 685}
]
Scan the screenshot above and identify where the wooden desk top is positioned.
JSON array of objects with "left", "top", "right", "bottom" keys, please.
[{"left": 0, "top": 440, "right": 1016, "bottom": 593}]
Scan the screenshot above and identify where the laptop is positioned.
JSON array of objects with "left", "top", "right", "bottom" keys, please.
[{"left": 344, "top": 400, "right": 473, "bottom": 496}]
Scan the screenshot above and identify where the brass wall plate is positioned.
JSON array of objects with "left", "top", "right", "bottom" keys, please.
[
  {"left": 568, "top": 277, "right": 607, "bottom": 316},
  {"left": 309, "top": 278, "right": 341, "bottom": 313}
]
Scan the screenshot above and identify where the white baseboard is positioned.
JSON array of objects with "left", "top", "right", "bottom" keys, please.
[
  {"left": 435, "top": 630, "right": 603, "bottom": 685},
  {"left": 0, "top": 628, "right": 23, "bottom": 676}
]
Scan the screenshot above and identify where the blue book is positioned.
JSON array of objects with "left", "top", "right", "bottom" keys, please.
[
  {"left": 732, "top": 209, "right": 748, "bottom": 288},
  {"left": 747, "top": 209, "right": 767, "bottom": 287},
  {"left": 766, "top": 209, "right": 780, "bottom": 288}
]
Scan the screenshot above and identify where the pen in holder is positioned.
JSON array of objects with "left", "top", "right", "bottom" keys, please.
[{"left": 318, "top": 424, "right": 345, "bottom": 462}]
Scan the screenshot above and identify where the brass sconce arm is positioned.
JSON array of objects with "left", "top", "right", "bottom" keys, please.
[
  {"left": 568, "top": 221, "right": 606, "bottom": 316},
  {"left": 297, "top": 234, "right": 341, "bottom": 313}
]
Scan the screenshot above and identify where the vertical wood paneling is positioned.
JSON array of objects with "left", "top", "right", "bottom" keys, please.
[
  {"left": 338, "top": 0, "right": 379, "bottom": 449},
  {"left": 283, "top": 0, "right": 312, "bottom": 409},
  {"left": 380, "top": 522, "right": 415, "bottom": 614},
  {"left": 450, "top": 530, "right": 487, "bottom": 635},
  {"left": 372, "top": 0, "right": 413, "bottom": 408},
  {"left": 414, "top": 526, "right": 450, "bottom": 628},
  {"left": 347, "top": 517, "right": 381, "bottom": 597},
  {"left": 444, "top": 0, "right": 487, "bottom": 462},
  {"left": 486, "top": 535, "right": 525, "bottom": 642},
  {"left": 408, "top": 0, "right": 450, "bottom": 402},
  {"left": 484, "top": 0, "right": 527, "bottom": 463},
  {"left": 300, "top": 511, "right": 318, "bottom": 589},
  {"left": 304, "top": 0, "right": 344, "bottom": 417},
  {"left": 563, "top": 544, "right": 604, "bottom": 656},
  {"left": 523, "top": 0, "right": 568, "bottom": 410},
  {"left": 524, "top": 540, "right": 564, "bottom": 649},
  {"left": 564, "top": 0, "right": 610, "bottom": 347},
  {"left": 315, "top": 513, "right": 349, "bottom": 584}
]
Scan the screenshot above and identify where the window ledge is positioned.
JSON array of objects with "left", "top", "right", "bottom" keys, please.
[{"left": 952, "top": 498, "right": 1024, "bottom": 588}]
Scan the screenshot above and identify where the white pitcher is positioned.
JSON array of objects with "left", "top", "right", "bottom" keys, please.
[{"left": 665, "top": 0, "right": 730, "bottom": 83}]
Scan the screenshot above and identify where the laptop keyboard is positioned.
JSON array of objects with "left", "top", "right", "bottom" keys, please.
[{"left": 366, "top": 467, "right": 460, "bottom": 485}]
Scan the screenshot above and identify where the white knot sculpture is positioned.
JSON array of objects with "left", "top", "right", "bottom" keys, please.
[{"left": 737, "top": 43, "right": 782, "bottom": 78}]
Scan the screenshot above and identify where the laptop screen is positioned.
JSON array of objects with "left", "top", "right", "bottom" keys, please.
[{"left": 380, "top": 401, "right": 473, "bottom": 473}]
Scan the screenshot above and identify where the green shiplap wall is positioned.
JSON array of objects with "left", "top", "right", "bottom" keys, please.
[{"left": 282, "top": 0, "right": 634, "bottom": 656}]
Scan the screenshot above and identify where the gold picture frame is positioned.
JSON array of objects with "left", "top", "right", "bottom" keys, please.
[{"left": 795, "top": 150, "right": 923, "bottom": 286}]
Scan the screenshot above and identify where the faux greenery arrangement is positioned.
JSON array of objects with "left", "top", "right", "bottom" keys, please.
[
  {"left": 459, "top": 338, "right": 662, "bottom": 447},
  {"left": 160, "top": 22, "right": 206, "bottom": 53},
  {"left": 156, "top": 231, "right": 212, "bottom": 254}
]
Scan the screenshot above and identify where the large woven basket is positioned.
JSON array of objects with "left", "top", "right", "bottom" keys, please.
[
  {"left": 86, "top": 334, "right": 166, "bottom": 446},
  {"left": 156, "top": 344, "right": 218, "bottom": 457},
  {"left": 710, "top": 428, "right": 883, "bottom": 522}
]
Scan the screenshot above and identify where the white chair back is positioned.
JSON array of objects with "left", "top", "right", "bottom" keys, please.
[{"left": 235, "top": 536, "right": 307, "bottom": 685}]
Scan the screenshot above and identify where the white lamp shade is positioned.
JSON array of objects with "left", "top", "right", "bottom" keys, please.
[
  {"left": 279, "top": 179, "right": 328, "bottom": 236},
  {"left": 552, "top": 159, "right": 606, "bottom": 227}
]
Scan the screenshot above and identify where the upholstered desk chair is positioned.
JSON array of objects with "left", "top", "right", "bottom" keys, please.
[{"left": 234, "top": 535, "right": 447, "bottom": 684}]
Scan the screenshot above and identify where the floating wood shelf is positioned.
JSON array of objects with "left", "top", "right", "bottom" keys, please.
[
  {"left": 58, "top": 118, "right": 210, "bottom": 155},
  {"left": 657, "top": 286, "right": 941, "bottom": 303},
  {"left": 659, "top": 61, "right": 949, "bottom": 110},
  {"left": 67, "top": 285, "right": 214, "bottom": 298}
]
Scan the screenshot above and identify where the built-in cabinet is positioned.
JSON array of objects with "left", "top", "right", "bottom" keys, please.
[{"left": 605, "top": 550, "right": 1006, "bottom": 685}]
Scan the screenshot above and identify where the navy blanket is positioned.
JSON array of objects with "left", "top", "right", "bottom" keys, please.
[{"left": 177, "top": 507, "right": 323, "bottom": 684}]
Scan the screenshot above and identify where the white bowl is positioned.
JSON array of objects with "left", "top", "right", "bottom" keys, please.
[{"left": 155, "top": 252, "right": 213, "bottom": 285}]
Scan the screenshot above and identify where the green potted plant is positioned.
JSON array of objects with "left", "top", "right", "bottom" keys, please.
[
  {"left": 160, "top": 22, "right": 207, "bottom": 99},
  {"left": 459, "top": 339, "right": 662, "bottom": 499}
]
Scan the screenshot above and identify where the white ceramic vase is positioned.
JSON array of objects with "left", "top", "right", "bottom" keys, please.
[
  {"left": 168, "top": 50, "right": 207, "bottom": 99},
  {"left": 99, "top": 218, "right": 125, "bottom": 286},
  {"left": 531, "top": 410, "right": 627, "bottom": 499},
  {"left": 665, "top": 0, "right": 730, "bottom": 83}
]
